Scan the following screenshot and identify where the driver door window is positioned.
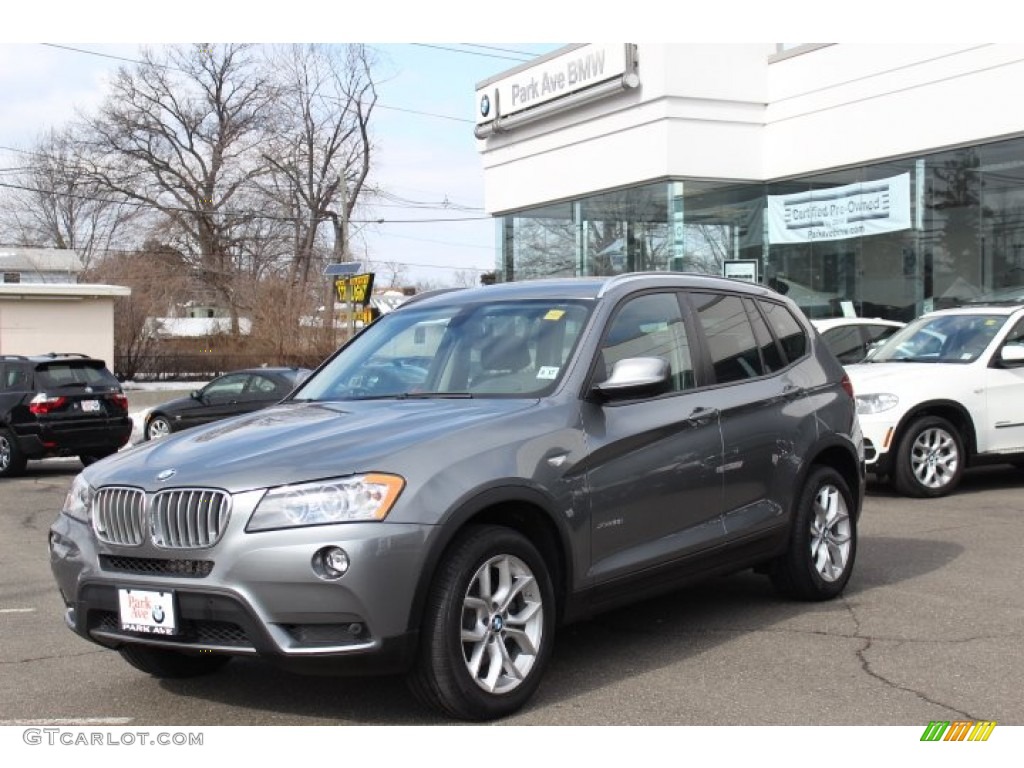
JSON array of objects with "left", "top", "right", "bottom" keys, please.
[{"left": 599, "top": 292, "right": 694, "bottom": 392}]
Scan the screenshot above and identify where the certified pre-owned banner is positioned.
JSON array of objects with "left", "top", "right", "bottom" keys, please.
[{"left": 767, "top": 173, "right": 911, "bottom": 244}]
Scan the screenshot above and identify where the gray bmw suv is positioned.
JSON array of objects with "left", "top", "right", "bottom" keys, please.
[{"left": 49, "top": 273, "right": 864, "bottom": 720}]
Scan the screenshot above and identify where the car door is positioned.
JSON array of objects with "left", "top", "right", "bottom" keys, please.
[
  {"left": 580, "top": 291, "right": 726, "bottom": 584},
  {"left": 181, "top": 373, "right": 251, "bottom": 428},
  {"left": 239, "top": 373, "right": 287, "bottom": 414},
  {"left": 691, "top": 293, "right": 808, "bottom": 541},
  {"left": 982, "top": 316, "right": 1024, "bottom": 453}
]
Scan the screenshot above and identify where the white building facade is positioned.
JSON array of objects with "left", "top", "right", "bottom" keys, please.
[{"left": 476, "top": 44, "right": 1024, "bottom": 320}]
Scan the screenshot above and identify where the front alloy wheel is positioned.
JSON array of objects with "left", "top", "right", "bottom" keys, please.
[
  {"left": 893, "top": 416, "right": 964, "bottom": 498},
  {"left": 409, "top": 525, "right": 555, "bottom": 720},
  {"left": 460, "top": 553, "right": 545, "bottom": 694}
]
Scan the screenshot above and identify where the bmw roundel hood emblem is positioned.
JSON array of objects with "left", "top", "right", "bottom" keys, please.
[{"left": 157, "top": 469, "right": 176, "bottom": 482}]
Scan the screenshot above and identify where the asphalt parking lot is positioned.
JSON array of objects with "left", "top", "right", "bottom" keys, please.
[{"left": 1, "top": 459, "right": 1022, "bottom": 726}]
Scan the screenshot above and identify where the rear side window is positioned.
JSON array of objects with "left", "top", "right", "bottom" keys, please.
[
  {"left": 34, "top": 362, "right": 118, "bottom": 389},
  {"left": 760, "top": 301, "right": 808, "bottom": 362},
  {"left": 745, "top": 298, "right": 785, "bottom": 372},
  {"left": 692, "top": 293, "right": 766, "bottom": 384}
]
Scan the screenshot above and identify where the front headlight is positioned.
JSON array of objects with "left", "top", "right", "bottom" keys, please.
[
  {"left": 246, "top": 473, "right": 405, "bottom": 532},
  {"left": 62, "top": 474, "right": 94, "bottom": 523},
  {"left": 856, "top": 393, "right": 899, "bottom": 415}
]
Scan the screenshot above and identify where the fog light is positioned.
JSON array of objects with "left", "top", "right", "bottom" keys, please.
[{"left": 313, "top": 546, "right": 350, "bottom": 580}]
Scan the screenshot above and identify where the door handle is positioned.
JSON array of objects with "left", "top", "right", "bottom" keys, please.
[
  {"left": 782, "top": 385, "right": 803, "bottom": 401},
  {"left": 687, "top": 406, "right": 719, "bottom": 426}
]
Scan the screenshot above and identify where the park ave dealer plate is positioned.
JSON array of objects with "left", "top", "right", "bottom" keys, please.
[{"left": 118, "top": 588, "right": 177, "bottom": 635}]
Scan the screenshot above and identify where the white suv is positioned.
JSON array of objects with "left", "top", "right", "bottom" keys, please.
[{"left": 845, "top": 303, "right": 1024, "bottom": 497}]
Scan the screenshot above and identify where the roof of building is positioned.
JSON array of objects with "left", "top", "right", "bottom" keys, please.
[
  {"left": 0, "top": 247, "right": 84, "bottom": 274},
  {"left": 152, "top": 317, "right": 253, "bottom": 337}
]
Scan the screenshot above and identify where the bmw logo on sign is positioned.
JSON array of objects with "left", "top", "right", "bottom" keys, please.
[{"left": 479, "top": 94, "right": 491, "bottom": 119}]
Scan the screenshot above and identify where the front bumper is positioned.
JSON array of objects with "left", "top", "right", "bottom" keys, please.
[
  {"left": 857, "top": 413, "right": 900, "bottom": 472},
  {"left": 49, "top": 500, "right": 435, "bottom": 676}
]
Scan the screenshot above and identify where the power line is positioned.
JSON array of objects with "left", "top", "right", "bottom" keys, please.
[
  {"left": 458, "top": 44, "right": 553, "bottom": 58},
  {"left": 37, "top": 43, "right": 475, "bottom": 125},
  {"left": 0, "top": 144, "right": 485, "bottom": 214},
  {"left": 408, "top": 43, "right": 532, "bottom": 63},
  {"left": 0, "top": 179, "right": 492, "bottom": 224}
]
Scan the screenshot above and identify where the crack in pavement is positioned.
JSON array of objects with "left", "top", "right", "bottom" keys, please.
[
  {"left": 841, "top": 597, "right": 977, "bottom": 721},
  {"left": 590, "top": 601, "right": 1001, "bottom": 720},
  {"left": 0, "top": 649, "right": 110, "bottom": 665}
]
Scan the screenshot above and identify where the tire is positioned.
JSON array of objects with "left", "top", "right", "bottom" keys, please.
[
  {"left": 771, "top": 466, "right": 857, "bottom": 601},
  {"left": 0, "top": 428, "right": 27, "bottom": 478},
  {"left": 119, "top": 645, "right": 231, "bottom": 678},
  {"left": 892, "top": 416, "right": 964, "bottom": 498},
  {"left": 408, "top": 525, "right": 556, "bottom": 721},
  {"left": 145, "top": 414, "right": 173, "bottom": 441},
  {"left": 79, "top": 448, "right": 118, "bottom": 467}
]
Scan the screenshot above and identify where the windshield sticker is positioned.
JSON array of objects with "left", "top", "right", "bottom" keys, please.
[
  {"left": 537, "top": 366, "right": 560, "bottom": 380},
  {"left": 543, "top": 310, "right": 566, "bottom": 321}
]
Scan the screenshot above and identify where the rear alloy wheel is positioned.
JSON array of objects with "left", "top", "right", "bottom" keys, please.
[
  {"left": 409, "top": 525, "right": 555, "bottom": 720},
  {"left": 771, "top": 466, "right": 857, "bottom": 601},
  {"left": 0, "top": 428, "right": 27, "bottom": 478},
  {"left": 145, "top": 415, "right": 173, "bottom": 441},
  {"left": 893, "top": 416, "right": 964, "bottom": 498},
  {"left": 119, "top": 645, "right": 231, "bottom": 678}
]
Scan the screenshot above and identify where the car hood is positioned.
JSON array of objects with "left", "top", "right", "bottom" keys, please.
[
  {"left": 845, "top": 361, "right": 975, "bottom": 393},
  {"left": 87, "top": 398, "right": 539, "bottom": 492}
]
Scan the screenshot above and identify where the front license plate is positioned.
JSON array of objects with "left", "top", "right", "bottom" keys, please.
[
  {"left": 118, "top": 588, "right": 177, "bottom": 635},
  {"left": 80, "top": 399, "right": 100, "bottom": 412}
]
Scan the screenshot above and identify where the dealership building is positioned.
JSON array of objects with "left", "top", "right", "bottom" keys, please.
[{"left": 474, "top": 44, "right": 1024, "bottom": 320}]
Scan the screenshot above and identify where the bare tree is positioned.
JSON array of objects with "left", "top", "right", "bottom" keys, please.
[
  {"left": 86, "top": 241, "right": 189, "bottom": 379},
  {"left": 263, "top": 44, "right": 378, "bottom": 285},
  {"left": 81, "top": 44, "right": 275, "bottom": 331},
  {"left": 0, "top": 127, "right": 138, "bottom": 267}
]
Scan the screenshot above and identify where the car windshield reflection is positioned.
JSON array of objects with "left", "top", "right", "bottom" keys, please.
[
  {"left": 868, "top": 314, "right": 1004, "bottom": 363},
  {"left": 293, "top": 299, "right": 593, "bottom": 400}
]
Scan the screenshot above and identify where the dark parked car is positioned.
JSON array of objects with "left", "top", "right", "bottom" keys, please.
[
  {"left": 50, "top": 274, "right": 864, "bottom": 720},
  {"left": 143, "top": 367, "right": 311, "bottom": 441},
  {"left": 1, "top": 353, "right": 131, "bottom": 477}
]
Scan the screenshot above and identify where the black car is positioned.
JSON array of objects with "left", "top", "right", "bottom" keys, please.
[
  {"left": 143, "top": 367, "right": 311, "bottom": 441},
  {"left": 0, "top": 353, "right": 131, "bottom": 477}
]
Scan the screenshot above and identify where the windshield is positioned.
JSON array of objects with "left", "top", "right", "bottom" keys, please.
[
  {"left": 867, "top": 313, "right": 1005, "bottom": 363},
  {"left": 293, "top": 299, "right": 593, "bottom": 400}
]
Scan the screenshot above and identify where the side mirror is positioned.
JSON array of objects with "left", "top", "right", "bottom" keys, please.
[
  {"left": 999, "top": 345, "right": 1024, "bottom": 366},
  {"left": 190, "top": 390, "right": 202, "bottom": 400},
  {"left": 592, "top": 357, "right": 671, "bottom": 400}
]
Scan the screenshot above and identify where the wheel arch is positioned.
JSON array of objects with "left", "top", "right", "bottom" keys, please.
[
  {"left": 802, "top": 437, "right": 864, "bottom": 519},
  {"left": 406, "top": 484, "right": 574, "bottom": 637},
  {"left": 892, "top": 400, "right": 977, "bottom": 462}
]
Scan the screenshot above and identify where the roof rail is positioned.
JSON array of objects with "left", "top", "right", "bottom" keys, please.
[
  {"left": 0, "top": 354, "right": 30, "bottom": 360},
  {"left": 43, "top": 352, "right": 91, "bottom": 358},
  {"left": 398, "top": 287, "right": 465, "bottom": 307},
  {"left": 595, "top": 271, "right": 728, "bottom": 298}
]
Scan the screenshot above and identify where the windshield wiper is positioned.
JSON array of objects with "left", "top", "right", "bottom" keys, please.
[{"left": 397, "top": 392, "right": 474, "bottom": 399}]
